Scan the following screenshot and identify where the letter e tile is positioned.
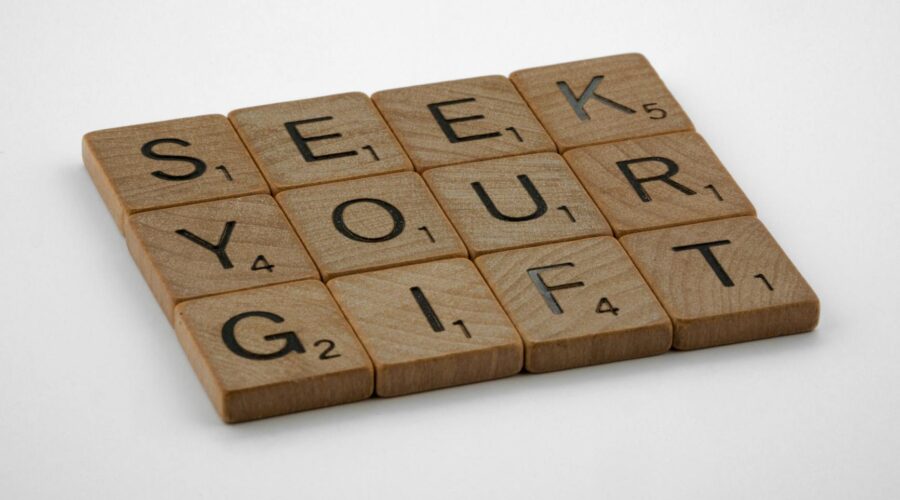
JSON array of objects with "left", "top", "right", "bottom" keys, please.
[
  {"left": 229, "top": 93, "right": 412, "bottom": 192},
  {"left": 373, "top": 76, "right": 555, "bottom": 171}
]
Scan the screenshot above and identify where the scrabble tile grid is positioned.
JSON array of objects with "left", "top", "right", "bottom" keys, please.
[{"left": 83, "top": 53, "right": 819, "bottom": 423}]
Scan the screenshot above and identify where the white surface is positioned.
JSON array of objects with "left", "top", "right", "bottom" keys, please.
[{"left": 1, "top": 1, "right": 898, "bottom": 498}]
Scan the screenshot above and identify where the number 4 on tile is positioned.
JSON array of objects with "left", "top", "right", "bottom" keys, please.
[
  {"left": 596, "top": 297, "right": 619, "bottom": 315},
  {"left": 251, "top": 255, "right": 274, "bottom": 272}
]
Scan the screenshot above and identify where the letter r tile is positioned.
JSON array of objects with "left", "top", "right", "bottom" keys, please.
[
  {"left": 125, "top": 194, "right": 319, "bottom": 323},
  {"left": 476, "top": 237, "right": 671, "bottom": 373},
  {"left": 510, "top": 53, "right": 694, "bottom": 151},
  {"left": 620, "top": 217, "right": 819, "bottom": 350},
  {"left": 327, "top": 259, "right": 523, "bottom": 397},
  {"left": 373, "top": 76, "right": 556, "bottom": 171},
  {"left": 174, "top": 280, "right": 373, "bottom": 423},
  {"left": 276, "top": 172, "right": 467, "bottom": 280},
  {"left": 229, "top": 92, "right": 412, "bottom": 192},
  {"left": 565, "top": 131, "right": 755, "bottom": 236}
]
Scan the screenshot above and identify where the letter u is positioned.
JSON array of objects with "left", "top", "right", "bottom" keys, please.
[{"left": 471, "top": 174, "right": 548, "bottom": 222}]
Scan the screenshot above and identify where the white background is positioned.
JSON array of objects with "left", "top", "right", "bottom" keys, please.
[{"left": 2, "top": 1, "right": 898, "bottom": 498}]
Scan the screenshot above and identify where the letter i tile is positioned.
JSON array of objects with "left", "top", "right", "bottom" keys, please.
[{"left": 328, "top": 258, "right": 523, "bottom": 396}]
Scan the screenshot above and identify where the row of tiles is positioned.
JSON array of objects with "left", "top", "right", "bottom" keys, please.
[
  {"left": 175, "top": 218, "right": 818, "bottom": 423},
  {"left": 125, "top": 138, "right": 757, "bottom": 325},
  {"left": 84, "top": 53, "right": 696, "bottom": 230}
]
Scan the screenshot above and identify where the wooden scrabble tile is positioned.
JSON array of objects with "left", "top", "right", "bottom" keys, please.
[
  {"left": 125, "top": 194, "right": 319, "bottom": 323},
  {"left": 173, "top": 280, "right": 374, "bottom": 423},
  {"left": 229, "top": 92, "right": 412, "bottom": 192},
  {"left": 276, "top": 172, "right": 467, "bottom": 280},
  {"left": 327, "top": 259, "right": 523, "bottom": 397},
  {"left": 423, "top": 153, "right": 612, "bottom": 256},
  {"left": 619, "top": 217, "right": 819, "bottom": 350},
  {"left": 372, "top": 76, "right": 556, "bottom": 171},
  {"left": 565, "top": 131, "right": 755, "bottom": 236},
  {"left": 475, "top": 237, "right": 671, "bottom": 373},
  {"left": 510, "top": 53, "right": 693, "bottom": 152},
  {"left": 83, "top": 115, "right": 269, "bottom": 231}
]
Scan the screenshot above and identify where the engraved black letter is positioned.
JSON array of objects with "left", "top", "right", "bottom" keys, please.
[
  {"left": 410, "top": 286, "right": 444, "bottom": 332},
  {"left": 284, "top": 117, "right": 358, "bottom": 162},
  {"left": 332, "top": 198, "right": 405, "bottom": 242},
  {"left": 557, "top": 76, "right": 636, "bottom": 120},
  {"left": 427, "top": 98, "right": 502, "bottom": 143},
  {"left": 142, "top": 138, "right": 207, "bottom": 181},
  {"left": 472, "top": 174, "right": 548, "bottom": 222},
  {"left": 527, "top": 263, "right": 585, "bottom": 314},
  {"left": 176, "top": 221, "right": 236, "bottom": 269},
  {"left": 221, "top": 311, "right": 305, "bottom": 360},
  {"left": 672, "top": 240, "right": 734, "bottom": 287},
  {"left": 617, "top": 157, "right": 697, "bottom": 202}
]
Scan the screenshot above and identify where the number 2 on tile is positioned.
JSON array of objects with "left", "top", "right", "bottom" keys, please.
[{"left": 314, "top": 339, "right": 341, "bottom": 360}]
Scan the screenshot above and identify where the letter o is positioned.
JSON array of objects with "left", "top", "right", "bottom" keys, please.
[{"left": 331, "top": 198, "right": 405, "bottom": 243}]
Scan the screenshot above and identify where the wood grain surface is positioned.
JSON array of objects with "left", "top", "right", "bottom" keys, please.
[
  {"left": 510, "top": 53, "right": 693, "bottom": 152},
  {"left": 373, "top": 75, "right": 555, "bottom": 171},
  {"left": 125, "top": 194, "right": 319, "bottom": 323},
  {"left": 83, "top": 114, "right": 269, "bottom": 232},
  {"left": 565, "top": 131, "right": 755, "bottom": 235},
  {"left": 83, "top": 55, "right": 823, "bottom": 422},
  {"left": 229, "top": 92, "right": 412, "bottom": 192},
  {"left": 174, "top": 280, "right": 373, "bottom": 423},
  {"left": 619, "top": 216, "right": 819, "bottom": 350},
  {"left": 423, "top": 153, "right": 611, "bottom": 256},
  {"left": 476, "top": 237, "right": 671, "bottom": 372},
  {"left": 327, "top": 258, "right": 523, "bottom": 397},
  {"left": 276, "top": 172, "right": 467, "bottom": 280}
]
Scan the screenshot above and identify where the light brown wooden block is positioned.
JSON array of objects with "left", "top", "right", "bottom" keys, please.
[
  {"left": 565, "top": 131, "right": 755, "bottom": 236},
  {"left": 327, "top": 258, "right": 523, "bottom": 397},
  {"left": 125, "top": 194, "right": 319, "bottom": 323},
  {"left": 174, "top": 280, "right": 373, "bottom": 423},
  {"left": 475, "top": 237, "right": 671, "bottom": 373},
  {"left": 372, "top": 76, "right": 556, "bottom": 171},
  {"left": 619, "top": 217, "right": 819, "bottom": 350},
  {"left": 510, "top": 53, "right": 693, "bottom": 152},
  {"left": 276, "top": 172, "right": 467, "bottom": 280},
  {"left": 83, "top": 115, "right": 269, "bottom": 231},
  {"left": 229, "top": 93, "right": 412, "bottom": 192},
  {"left": 423, "top": 153, "right": 612, "bottom": 256}
]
